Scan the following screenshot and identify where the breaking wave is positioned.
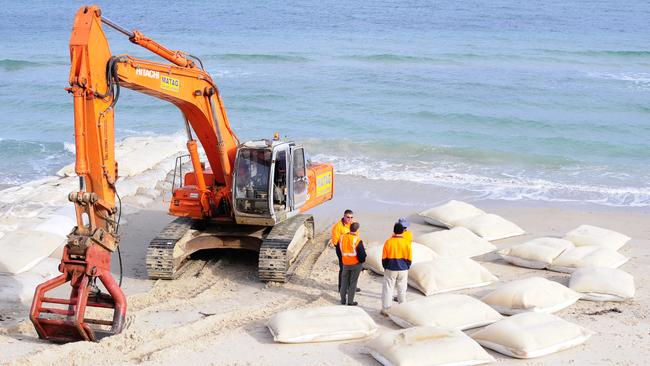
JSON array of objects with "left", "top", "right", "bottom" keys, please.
[{"left": 311, "top": 153, "right": 650, "bottom": 207}]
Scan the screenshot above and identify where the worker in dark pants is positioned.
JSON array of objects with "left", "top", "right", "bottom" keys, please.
[
  {"left": 339, "top": 222, "right": 367, "bottom": 306},
  {"left": 331, "top": 209, "right": 360, "bottom": 292}
]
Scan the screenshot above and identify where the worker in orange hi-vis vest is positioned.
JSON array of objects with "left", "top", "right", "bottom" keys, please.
[
  {"left": 339, "top": 222, "right": 367, "bottom": 306},
  {"left": 380, "top": 223, "right": 412, "bottom": 316},
  {"left": 331, "top": 209, "right": 358, "bottom": 292},
  {"left": 390, "top": 217, "right": 412, "bottom": 303}
]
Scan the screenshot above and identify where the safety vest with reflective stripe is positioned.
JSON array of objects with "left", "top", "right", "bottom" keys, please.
[{"left": 339, "top": 232, "right": 361, "bottom": 265}]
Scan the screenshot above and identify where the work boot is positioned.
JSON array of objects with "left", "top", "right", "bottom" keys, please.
[
  {"left": 340, "top": 299, "right": 346, "bottom": 305},
  {"left": 347, "top": 302, "right": 358, "bottom": 306}
]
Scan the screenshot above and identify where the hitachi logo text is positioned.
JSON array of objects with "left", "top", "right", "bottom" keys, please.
[{"left": 135, "top": 68, "right": 160, "bottom": 79}]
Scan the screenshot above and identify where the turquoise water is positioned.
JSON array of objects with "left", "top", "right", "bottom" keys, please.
[{"left": 0, "top": 1, "right": 649, "bottom": 205}]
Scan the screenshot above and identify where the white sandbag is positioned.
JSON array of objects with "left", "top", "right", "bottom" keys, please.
[
  {"left": 57, "top": 135, "right": 186, "bottom": 178},
  {"left": 408, "top": 258, "right": 497, "bottom": 296},
  {"left": 563, "top": 224, "right": 630, "bottom": 251},
  {"left": 368, "top": 326, "right": 495, "bottom": 366},
  {"left": 387, "top": 294, "right": 503, "bottom": 330},
  {"left": 498, "top": 237, "right": 574, "bottom": 269},
  {"left": 9, "top": 178, "right": 73, "bottom": 207},
  {"left": 115, "top": 164, "right": 170, "bottom": 198},
  {"left": 480, "top": 277, "right": 580, "bottom": 315},
  {"left": 33, "top": 214, "right": 76, "bottom": 237},
  {"left": 117, "top": 135, "right": 185, "bottom": 177},
  {"left": 0, "top": 230, "right": 66, "bottom": 274},
  {"left": 415, "top": 227, "right": 496, "bottom": 258},
  {"left": 454, "top": 213, "right": 525, "bottom": 241},
  {"left": 471, "top": 312, "right": 593, "bottom": 359},
  {"left": 0, "top": 258, "right": 61, "bottom": 305},
  {"left": 363, "top": 242, "right": 438, "bottom": 275},
  {"left": 569, "top": 267, "right": 635, "bottom": 301},
  {"left": 0, "top": 176, "right": 69, "bottom": 206},
  {"left": 363, "top": 245, "right": 385, "bottom": 274},
  {"left": 267, "top": 306, "right": 377, "bottom": 343},
  {"left": 418, "top": 200, "right": 485, "bottom": 228},
  {"left": 548, "top": 246, "right": 629, "bottom": 273}
]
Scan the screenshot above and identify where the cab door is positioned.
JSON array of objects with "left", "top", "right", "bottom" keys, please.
[
  {"left": 290, "top": 147, "right": 308, "bottom": 210},
  {"left": 271, "top": 144, "right": 289, "bottom": 214}
]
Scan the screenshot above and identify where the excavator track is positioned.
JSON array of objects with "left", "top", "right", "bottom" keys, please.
[
  {"left": 146, "top": 217, "right": 194, "bottom": 279},
  {"left": 258, "top": 214, "right": 314, "bottom": 283}
]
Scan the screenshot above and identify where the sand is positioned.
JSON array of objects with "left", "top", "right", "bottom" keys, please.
[{"left": 1, "top": 175, "right": 649, "bottom": 365}]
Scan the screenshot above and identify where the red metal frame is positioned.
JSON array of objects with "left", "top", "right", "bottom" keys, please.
[{"left": 30, "top": 246, "right": 126, "bottom": 342}]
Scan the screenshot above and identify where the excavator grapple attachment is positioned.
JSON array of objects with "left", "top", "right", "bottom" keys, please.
[{"left": 30, "top": 246, "right": 126, "bottom": 343}]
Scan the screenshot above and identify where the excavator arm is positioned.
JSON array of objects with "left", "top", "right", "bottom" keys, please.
[{"left": 30, "top": 5, "right": 239, "bottom": 342}]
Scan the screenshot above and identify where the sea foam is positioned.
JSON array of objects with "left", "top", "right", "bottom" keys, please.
[{"left": 312, "top": 153, "right": 650, "bottom": 208}]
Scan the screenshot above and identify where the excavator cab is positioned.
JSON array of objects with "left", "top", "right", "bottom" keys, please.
[{"left": 232, "top": 140, "right": 308, "bottom": 226}]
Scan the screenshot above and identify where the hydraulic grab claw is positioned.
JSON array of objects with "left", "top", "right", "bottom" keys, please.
[
  {"left": 30, "top": 192, "right": 126, "bottom": 343},
  {"left": 30, "top": 246, "right": 126, "bottom": 342}
]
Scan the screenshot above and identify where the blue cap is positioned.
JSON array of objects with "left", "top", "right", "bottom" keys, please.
[{"left": 398, "top": 217, "right": 409, "bottom": 228}]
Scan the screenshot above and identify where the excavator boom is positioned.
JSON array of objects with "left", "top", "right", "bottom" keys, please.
[{"left": 30, "top": 5, "right": 239, "bottom": 342}]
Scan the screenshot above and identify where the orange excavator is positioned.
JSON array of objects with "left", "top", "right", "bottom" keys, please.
[{"left": 29, "top": 5, "right": 334, "bottom": 343}]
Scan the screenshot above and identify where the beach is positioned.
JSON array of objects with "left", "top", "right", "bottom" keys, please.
[
  {"left": 1, "top": 1, "right": 649, "bottom": 364},
  {"left": 1, "top": 174, "right": 648, "bottom": 365}
]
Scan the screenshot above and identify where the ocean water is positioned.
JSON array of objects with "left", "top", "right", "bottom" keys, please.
[{"left": 0, "top": 1, "right": 649, "bottom": 206}]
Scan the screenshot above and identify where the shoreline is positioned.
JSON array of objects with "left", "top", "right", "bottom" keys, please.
[
  {"left": 2, "top": 150, "right": 649, "bottom": 213},
  {"left": 310, "top": 174, "right": 650, "bottom": 240},
  {"left": 332, "top": 174, "right": 650, "bottom": 212}
]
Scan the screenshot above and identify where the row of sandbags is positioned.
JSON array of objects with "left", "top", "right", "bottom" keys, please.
[
  {"left": 0, "top": 136, "right": 187, "bottom": 304},
  {"left": 418, "top": 200, "right": 525, "bottom": 241},
  {"left": 0, "top": 135, "right": 187, "bottom": 275},
  {"left": 418, "top": 200, "right": 633, "bottom": 290},
  {"left": 266, "top": 200, "right": 635, "bottom": 365},
  {"left": 418, "top": 200, "right": 631, "bottom": 271},
  {"left": 499, "top": 227, "right": 630, "bottom": 273},
  {"left": 267, "top": 292, "right": 594, "bottom": 365},
  {"left": 266, "top": 279, "right": 599, "bottom": 364},
  {"left": 360, "top": 241, "right": 632, "bottom": 301},
  {"left": 286, "top": 310, "right": 592, "bottom": 365},
  {"left": 380, "top": 291, "right": 593, "bottom": 362}
]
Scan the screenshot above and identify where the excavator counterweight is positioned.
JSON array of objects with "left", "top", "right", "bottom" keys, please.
[{"left": 30, "top": 5, "right": 333, "bottom": 343}]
